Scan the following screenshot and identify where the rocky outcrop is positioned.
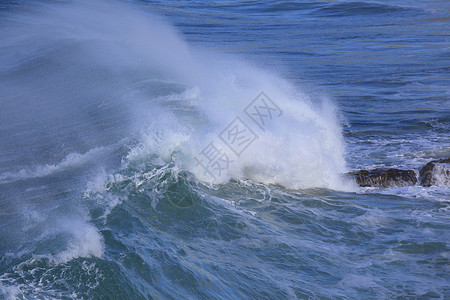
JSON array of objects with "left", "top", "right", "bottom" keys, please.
[
  {"left": 419, "top": 158, "right": 450, "bottom": 187},
  {"left": 349, "top": 168, "right": 417, "bottom": 188},
  {"left": 349, "top": 158, "right": 450, "bottom": 188}
]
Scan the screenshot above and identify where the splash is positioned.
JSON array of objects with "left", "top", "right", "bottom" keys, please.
[{"left": 0, "top": 0, "right": 350, "bottom": 190}]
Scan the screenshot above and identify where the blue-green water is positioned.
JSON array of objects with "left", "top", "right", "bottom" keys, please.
[{"left": 0, "top": 0, "right": 449, "bottom": 299}]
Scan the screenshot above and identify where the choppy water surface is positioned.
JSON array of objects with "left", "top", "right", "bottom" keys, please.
[{"left": 0, "top": 0, "right": 449, "bottom": 299}]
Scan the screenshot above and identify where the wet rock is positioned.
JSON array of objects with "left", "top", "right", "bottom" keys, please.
[
  {"left": 419, "top": 158, "right": 450, "bottom": 187},
  {"left": 349, "top": 168, "right": 418, "bottom": 188}
]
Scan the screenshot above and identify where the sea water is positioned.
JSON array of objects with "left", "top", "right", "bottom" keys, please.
[{"left": 0, "top": 0, "right": 449, "bottom": 298}]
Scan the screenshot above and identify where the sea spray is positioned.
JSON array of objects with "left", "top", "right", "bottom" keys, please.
[{"left": 0, "top": 0, "right": 349, "bottom": 190}]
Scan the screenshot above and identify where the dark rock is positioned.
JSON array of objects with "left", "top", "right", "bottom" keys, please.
[
  {"left": 349, "top": 168, "right": 418, "bottom": 188},
  {"left": 419, "top": 158, "right": 450, "bottom": 187}
]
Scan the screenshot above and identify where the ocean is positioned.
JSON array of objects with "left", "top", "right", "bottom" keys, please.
[{"left": 0, "top": 0, "right": 449, "bottom": 299}]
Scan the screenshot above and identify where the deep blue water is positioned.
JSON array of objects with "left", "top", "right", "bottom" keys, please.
[{"left": 0, "top": 0, "right": 449, "bottom": 299}]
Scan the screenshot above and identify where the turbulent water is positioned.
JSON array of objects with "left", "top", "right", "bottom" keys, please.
[{"left": 0, "top": 0, "right": 449, "bottom": 299}]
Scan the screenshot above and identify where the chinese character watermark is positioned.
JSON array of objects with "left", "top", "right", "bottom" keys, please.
[
  {"left": 194, "top": 142, "right": 233, "bottom": 179},
  {"left": 219, "top": 117, "right": 258, "bottom": 157},
  {"left": 173, "top": 92, "right": 283, "bottom": 208},
  {"left": 244, "top": 92, "right": 282, "bottom": 131}
]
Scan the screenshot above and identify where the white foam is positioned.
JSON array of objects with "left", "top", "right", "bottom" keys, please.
[
  {"left": 426, "top": 163, "right": 450, "bottom": 186},
  {"left": 17, "top": 208, "right": 105, "bottom": 264},
  {"left": 374, "top": 185, "right": 450, "bottom": 202},
  {"left": 120, "top": 23, "right": 351, "bottom": 190},
  {"left": 84, "top": 170, "right": 125, "bottom": 221},
  {"left": 0, "top": 147, "right": 105, "bottom": 183},
  {"left": 3, "top": 0, "right": 351, "bottom": 191},
  {"left": 0, "top": 283, "right": 20, "bottom": 300},
  {"left": 51, "top": 218, "right": 104, "bottom": 264}
]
